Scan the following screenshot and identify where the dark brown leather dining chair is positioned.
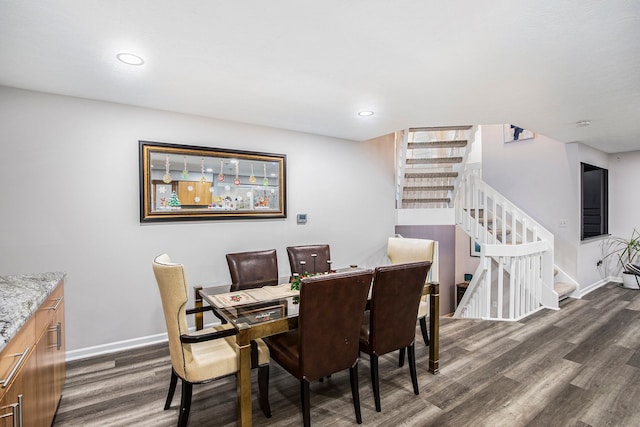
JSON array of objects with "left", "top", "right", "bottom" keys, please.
[
  {"left": 359, "top": 261, "right": 431, "bottom": 412},
  {"left": 263, "top": 269, "right": 374, "bottom": 427},
  {"left": 226, "top": 248, "right": 279, "bottom": 291},
  {"left": 286, "top": 244, "right": 331, "bottom": 275}
]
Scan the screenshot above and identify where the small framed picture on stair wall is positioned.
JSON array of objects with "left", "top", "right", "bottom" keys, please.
[
  {"left": 504, "top": 124, "right": 535, "bottom": 143},
  {"left": 470, "top": 238, "right": 481, "bottom": 257}
]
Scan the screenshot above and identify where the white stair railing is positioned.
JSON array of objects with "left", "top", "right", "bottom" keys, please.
[{"left": 454, "top": 171, "right": 558, "bottom": 320}]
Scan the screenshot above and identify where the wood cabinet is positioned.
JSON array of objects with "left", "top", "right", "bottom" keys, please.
[
  {"left": 0, "top": 281, "right": 65, "bottom": 427},
  {"left": 177, "top": 181, "right": 212, "bottom": 206}
]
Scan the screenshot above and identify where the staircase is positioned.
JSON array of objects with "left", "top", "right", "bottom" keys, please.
[
  {"left": 453, "top": 170, "right": 559, "bottom": 320},
  {"left": 395, "top": 124, "right": 577, "bottom": 321},
  {"left": 395, "top": 126, "right": 474, "bottom": 209}
]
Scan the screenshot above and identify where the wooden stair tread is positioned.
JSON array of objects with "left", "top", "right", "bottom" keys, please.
[
  {"left": 405, "top": 171, "right": 458, "bottom": 179},
  {"left": 407, "top": 157, "right": 463, "bottom": 164},
  {"left": 408, "top": 140, "right": 468, "bottom": 149},
  {"left": 403, "top": 197, "right": 451, "bottom": 203},
  {"left": 554, "top": 282, "right": 577, "bottom": 298},
  {"left": 404, "top": 185, "right": 454, "bottom": 191},
  {"left": 409, "top": 125, "right": 473, "bottom": 132}
]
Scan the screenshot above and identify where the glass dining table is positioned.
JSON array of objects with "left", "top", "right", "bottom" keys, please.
[{"left": 196, "top": 271, "right": 440, "bottom": 427}]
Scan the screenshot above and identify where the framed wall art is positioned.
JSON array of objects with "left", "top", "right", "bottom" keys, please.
[
  {"left": 470, "top": 238, "right": 481, "bottom": 257},
  {"left": 139, "top": 140, "right": 286, "bottom": 222},
  {"left": 504, "top": 124, "right": 535, "bottom": 143}
]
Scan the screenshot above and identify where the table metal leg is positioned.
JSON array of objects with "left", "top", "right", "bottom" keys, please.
[
  {"left": 193, "top": 286, "right": 204, "bottom": 331},
  {"left": 237, "top": 325, "right": 252, "bottom": 426},
  {"left": 428, "top": 283, "right": 440, "bottom": 374}
]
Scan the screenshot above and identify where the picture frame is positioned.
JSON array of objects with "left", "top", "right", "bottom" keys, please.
[
  {"left": 470, "top": 238, "right": 481, "bottom": 257},
  {"left": 504, "top": 124, "right": 535, "bottom": 143},
  {"left": 139, "top": 140, "right": 286, "bottom": 222}
]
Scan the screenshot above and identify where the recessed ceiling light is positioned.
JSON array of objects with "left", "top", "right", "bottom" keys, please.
[
  {"left": 576, "top": 120, "right": 591, "bottom": 127},
  {"left": 116, "top": 52, "right": 145, "bottom": 66},
  {"left": 358, "top": 111, "right": 374, "bottom": 117}
]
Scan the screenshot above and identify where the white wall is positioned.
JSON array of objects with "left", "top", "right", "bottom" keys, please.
[
  {"left": 482, "top": 124, "right": 578, "bottom": 277},
  {"left": 609, "top": 150, "right": 640, "bottom": 237},
  {"left": 0, "top": 86, "right": 396, "bottom": 355},
  {"left": 605, "top": 150, "right": 640, "bottom": 277},
  {"left": 574, "top": 143, "right": 610, "bottom": 289},
  {"left": 480, "top": 124, "right": 625, "bottom": 292}
]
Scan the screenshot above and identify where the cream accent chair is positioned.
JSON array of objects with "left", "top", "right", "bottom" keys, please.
[
  {"left": 387, "top": 237, "right": 439, "bottom": 353},
  {"left": 152, "top": 254, "right": 271, "bottom": 426}
]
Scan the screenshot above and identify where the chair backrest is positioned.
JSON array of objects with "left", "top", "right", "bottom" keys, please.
[
  {"left": 298, "top": 269, "right": 373, "bottom": 381},
  {"left": 226, "top": 249, "right": 279, "bottom": 291},
  {"left": 368, "top": 261, "right": 431, "bottom": 356},
  {"left": 387, "top": 237, "right": 438, "bottom": 283},
  {"left": 152, "top": 254, "right": 191, "bottom": 378},
  {"left": 286, "top": 244, "right": 331, "bottom": 275}
]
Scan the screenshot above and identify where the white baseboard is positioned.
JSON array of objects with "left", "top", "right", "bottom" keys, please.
[
  {"left": 65, "top": 332, "right": 169, "bottom": 362},
  {"left": 575, "top": 276, "right": 616, "bottom": 298},
  {"left": 65, "top": 322, "right": 221, "bottom": 362}
]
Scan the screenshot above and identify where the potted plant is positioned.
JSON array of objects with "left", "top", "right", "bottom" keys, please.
[{"left": 603, "top": 228, "right": 640, "bottom": 289}]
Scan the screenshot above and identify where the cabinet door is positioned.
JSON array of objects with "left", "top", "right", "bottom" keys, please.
[
  {"left": 0, "top": 351, "right": 37, "bottom": 427},
  {"left": 177, "top": 181, "right": 212, "bottom": 205},
  {"left": 35, "top": 283, "right": 64, "bottom": 427},
  {"left": 36, "top": 325, "right": 55, "bottom": 427},
  {"left": 52, "top": 301, "right": 65, "bottom": 404},
  {"left": 36, "top": 298, "right": 64, "bottom": 427}
]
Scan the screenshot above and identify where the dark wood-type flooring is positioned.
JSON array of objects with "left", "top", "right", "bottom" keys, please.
[{"left": 53, "top": 282, "right": 640, "bottom": 426}]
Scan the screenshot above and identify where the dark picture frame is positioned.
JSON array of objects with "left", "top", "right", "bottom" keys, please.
[{"left": 139, "top": 140, "right": 286, "bottom": 222}]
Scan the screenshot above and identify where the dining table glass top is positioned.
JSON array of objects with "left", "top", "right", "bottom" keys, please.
[
  {"left": 199, "top": 268, "right": 369, "bottom": 328},
  {"left": 201, "top": 281, "right": 300, "bottom": 327}
]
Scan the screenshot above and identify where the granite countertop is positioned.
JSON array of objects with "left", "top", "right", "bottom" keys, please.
[{"left": 0, "top": 272, "right": 66, "bottom": 352}]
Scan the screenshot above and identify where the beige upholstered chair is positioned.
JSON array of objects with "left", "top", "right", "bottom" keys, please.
[
  {"left": 152, "top": 254, "right": 271, "bottom": 426},
  {"left": 387, "top": 237, "right": 438, "bottom": 352}
]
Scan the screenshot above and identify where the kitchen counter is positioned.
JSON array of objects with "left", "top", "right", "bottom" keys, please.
[{"left": 0, "top": 271, "right": 65, "bottom": 352}]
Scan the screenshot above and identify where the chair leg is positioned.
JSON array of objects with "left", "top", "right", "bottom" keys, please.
[
  {"left": 164, "top": 369, "right": 178, "bottom": 410},
  {"left": 370, "top": 354, "right": 381, "bottom": 412},
  {"left": 398, "top": 348, "right": 405, "bottom": 367},
  {"left": 349, "top": 364, "right": 363, "bottom": 424},
  {"left": 178, "top": 381, "right": 193, "bottom": 427},
  {"left": 300, "top": 380, "right": 311, "bottom": 427},
  {"left": 258, "top": 365, "right": 272, "bottom": 418},
  {"left": 419, "top": 316, "right": 430, "bottom": 346},
  {"left": 407, "top": 343, "right": 419, "bottom": 395}
]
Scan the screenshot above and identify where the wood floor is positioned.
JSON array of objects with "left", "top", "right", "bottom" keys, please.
[{"left": 53, "top": 282, "right": 640, "bottom": 427}]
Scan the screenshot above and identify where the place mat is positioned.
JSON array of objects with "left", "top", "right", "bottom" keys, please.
[
  {"left": 208, "top": 291, "right": 258, "bottom": 308},
  {"left": 208, "top": 285, "right": 299, "bottom": 308},
  {"left": 261, "top": 284, "right": 300, "bottom": 298}
]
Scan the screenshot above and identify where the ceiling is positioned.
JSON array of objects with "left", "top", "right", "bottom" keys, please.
[{"left": 1, "top": 1, "right": 639, "bottom": 153}]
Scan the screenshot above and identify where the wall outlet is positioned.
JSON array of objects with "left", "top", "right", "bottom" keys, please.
[{"left": 559, "top": 219, "right": 568, "bottom": 228}]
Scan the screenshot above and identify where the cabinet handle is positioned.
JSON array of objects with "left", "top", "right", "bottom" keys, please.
[
  {"left": 0, "top": 404, "right": 16, "bottom": 426},
  {"left": 1, "top": 348, "right": 30, "bottom": 388},
  {"left": 44, "top": 296, "right": 63, "bottom": 311},
  {"left": 57, "top": 322, "right": 62, "bottom": 351},
  {"left": 49, "top": 323, "right": 62, "bottom": 350},
  {"left": 17, "top": 394, "right": 22, "bottom": 427},
  {"left": 0, "top": 394, "right": 22, "bottom": 427}
]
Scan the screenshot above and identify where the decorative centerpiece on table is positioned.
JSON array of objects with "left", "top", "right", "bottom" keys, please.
[{"left": 290, "top": 255, "right": 334, "bottom": 292}]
